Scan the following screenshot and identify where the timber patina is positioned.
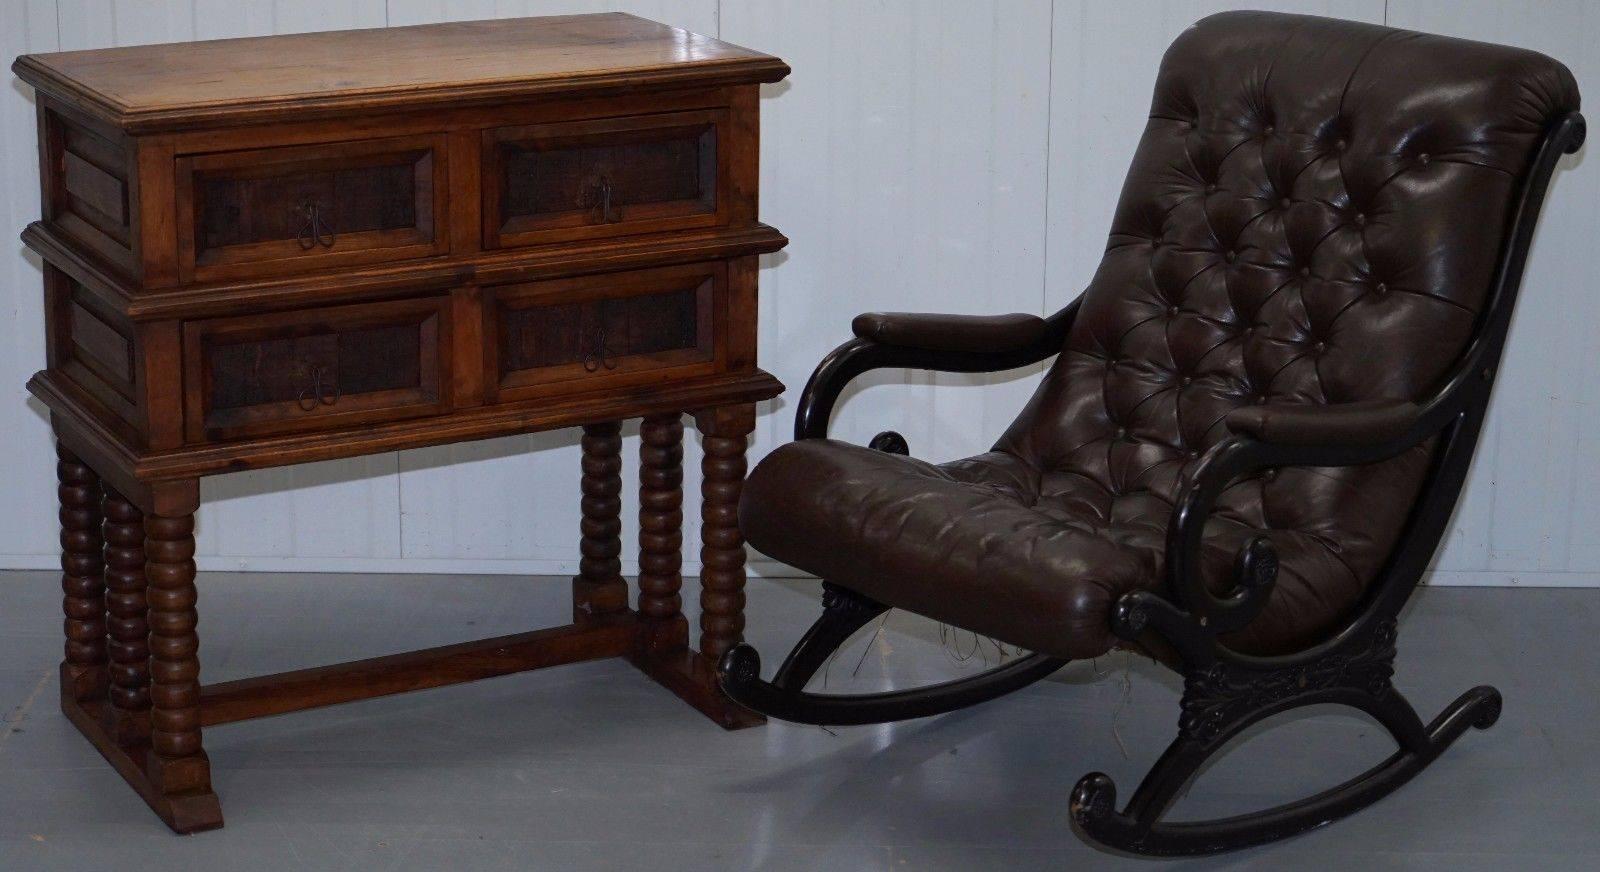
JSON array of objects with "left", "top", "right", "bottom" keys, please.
[{"left": 12, "top": 13, "right": 788, "bottom": 833}]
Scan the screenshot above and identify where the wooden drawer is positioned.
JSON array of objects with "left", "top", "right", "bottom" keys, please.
[
  {"left": 484, "top": 262, "right": 721, "bottom": 403},
  {"left": 482, "top": 109, "right": 728, "bottom": 249},
  {"left": 176, "top": 134, "right": 449, "bottom": 282},
  {"left": 183, "top": 297, "right": 450, "bottom": 441}
]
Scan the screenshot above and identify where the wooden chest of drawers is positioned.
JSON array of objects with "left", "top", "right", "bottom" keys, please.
[{"left": 14, "top": 13, "right": 788, "bottom": 833}]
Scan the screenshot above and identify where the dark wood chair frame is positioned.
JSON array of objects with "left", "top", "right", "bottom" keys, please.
[{"left": 719, "top": 111, "right": 1585, "bottom": 856}]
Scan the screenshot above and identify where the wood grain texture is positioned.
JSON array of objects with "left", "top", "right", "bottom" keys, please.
[
  {"left": 637, "top": 413, "right": 688, "bottom": 652},
  {"left": 17, "top": 11, "right": 787, "bottom": 831},
  {"left": 13, "top": 13, "right": 788, "bottom": 132},
  {"left": 56, "top": 441, "right": 107, "bottom": 703},
  {"left": 693, "top": 404, "right": 754, "bottom": 663},
  {"left": 200, "top": 615, "right": 637, "bottom": 725},
  {"left": 101, "top": 488, "right": 151, "bottom": 745},
  {"left": 142, "top": 508, "right": 215, "bottom": 814},
  {"left": 573, "top": 421, "right": 627, "bottom": 620}
]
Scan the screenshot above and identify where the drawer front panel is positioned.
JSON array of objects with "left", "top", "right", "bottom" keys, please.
[
  {"left": 177, "top": 135, "right": 448, "bottom": 282},
  {"left": 184, "top": 297, "right": 449, "bottom": 441},
  {"left": 484, "top": 110, "right": 727, "bottom": 248},
  {"left": 487, "top": 262, "right": 721, "bottom": 401}
]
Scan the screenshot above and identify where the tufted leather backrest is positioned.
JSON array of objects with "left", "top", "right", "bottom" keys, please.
[{"left": 997, "top": 12, "right": 1578, "bottom": 650}]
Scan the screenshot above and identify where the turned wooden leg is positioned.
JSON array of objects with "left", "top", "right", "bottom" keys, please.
[
  {"left": 103, "top": 490, "right": 151, "bottom": 744},
  {"left": 144, "top": 511, "right": 214, "bottom": 807},
  {"left": 574, "top": 421, "right": 628, "bottom": 622},
  {"left": 694, "top": 404, "right": 756, "bottom": 665},
  {"left": 57, "top": 442, "right": 108, "bottom": 703},
  {"left": 638, "top": 414, "right": 688, "bottom": 653}
]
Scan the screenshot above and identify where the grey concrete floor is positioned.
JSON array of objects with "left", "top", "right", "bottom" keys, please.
[{"left": 0, "top": 569, "right": 1596, "bottom": 871}]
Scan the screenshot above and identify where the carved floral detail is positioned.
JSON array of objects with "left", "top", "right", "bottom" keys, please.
[{"left": 1179, "top": 619, "right": 1398, "bottom": 743}]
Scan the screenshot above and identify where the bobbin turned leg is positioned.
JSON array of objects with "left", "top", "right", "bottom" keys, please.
[
  {"left": 142, "top": 508, "right": 221, "bottom": 832},
  {"left": 574, "top": 422, "right": 628, "bottom": 623},
  {"left": 102, "top": 489, "right": 151, "bottom": 745},
  {"left": 627, "top": 405, "right": 763, "bottom": 729},
  {"left": 57, "top": 443, "right": 108, "bottom": 704},
  {"left": 695, "top": 404, "right": 756, "bottom": 666},
  {"left": 637, "top": 414, "right": 689, "bottom": 653},
  {"left": 51, "top": 450, "right": 221, "bottom": 832}
]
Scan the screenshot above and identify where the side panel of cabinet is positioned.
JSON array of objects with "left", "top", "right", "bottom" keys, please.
[
  {"left": 38, "top": 99, "right": 140, "bottom": 280},
  {"left": 45, "top": 264, "right": 139, "bottom": 430}
]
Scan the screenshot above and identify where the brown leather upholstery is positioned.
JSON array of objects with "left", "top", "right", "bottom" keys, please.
[
  {"left": 741, "top": 12, "right": 1579, "bottom": 660},
  {"left": 1223, "top": 398, "right": 1417, "bottom": 447},
  {"left": 852, "top": 312, "right": 1049, "bottom": 353}
]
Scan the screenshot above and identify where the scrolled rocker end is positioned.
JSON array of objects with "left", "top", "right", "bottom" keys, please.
[
  {"left": 717, "top": 644, "right": 764, "bottom": 694},
  {"left": 1238, "top": 536, "right": 1279, "bottom": 593},
  {"left": 1069, "top": 772, "right": 1119, "bottom": 827},
  {"left": 1109, "top": 594, "right": 1151, "bottom": 640}
]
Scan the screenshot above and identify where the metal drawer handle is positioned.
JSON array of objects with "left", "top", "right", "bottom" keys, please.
[
  {"left": 582, "top": 330, "right": 618, "bottom": 373},
  {"left": 296, "top": 365, "right": 341, "bottom": 411},
  {"left": 295, "top": 201, "right": 337, "bottom": 250},
  {"left": 593, "top": 177, "right": 618, "bottom": 224}
]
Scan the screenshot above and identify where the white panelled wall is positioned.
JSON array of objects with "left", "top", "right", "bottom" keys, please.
[{"left": 0, "top": 1, "right": 1594, "bottom": 586}]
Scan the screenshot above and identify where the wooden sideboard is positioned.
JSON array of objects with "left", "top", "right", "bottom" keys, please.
[{"left": 12, "top": 13, "right": 788, "bottom": 833}]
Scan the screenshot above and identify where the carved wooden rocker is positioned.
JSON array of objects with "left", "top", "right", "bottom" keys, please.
[{"left": 718, "top": 12, "right": 1583, "bottom": 856}]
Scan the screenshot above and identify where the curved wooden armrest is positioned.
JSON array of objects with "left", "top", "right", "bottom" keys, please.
[
  {"left": 1223, "top": 398, "right": 1420, "bottom": 447},
  {"left": 794, "top": 300, "right": 1080, "bottom": 440},
  {"left": 851, "top": 312, "right": 1050, "bottom": 354}
]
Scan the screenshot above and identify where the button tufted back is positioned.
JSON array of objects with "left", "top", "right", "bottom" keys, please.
[{"left": 997, "top": 12, "right": 1578, "bottom": 650}]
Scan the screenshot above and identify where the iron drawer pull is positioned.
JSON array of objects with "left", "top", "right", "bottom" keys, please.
[
  {"left": 295, "top": 201, "right": 337, "bottom": 250},
  {"left": 582, "top": 326, "right": 617, "bottom": 368},
  {"left": 598, "top": 177, "right": 618, "bottom": 223},
  {"left": 296, "top": 365, "right": 341, "bottom": 411}
]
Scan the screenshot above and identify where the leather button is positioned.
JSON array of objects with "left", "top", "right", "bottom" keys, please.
[
  {"left": 1314, "top": 341, "right": 1328, "bottom": 352},
  {"left": 1353, "top": 212, "right": 1366, "bottom": 226},
  {"left": 1263, "top": 125, "right": 1276, "bottom": 135},
  {"left": 1225, "top": 250, "right": 1238, "bottom": 263},
  {"left": 1168, "top": 305, "right": 1180, "bottom": 316},
  {"left": 1279, "top": 197, "right": 1292, "bottom": 208},
  {"left": 1299, "top": 266, "right": 1311, "bottom": 277},
  {"left": 1375, "top": 282, "right": 1389, "bottom": 295},
  {"left": 1152, "top": 236, "right": 1163, "bottom": 246},
  {"left": 1255, "top": 395, "right": 1268, "bottom": 404},
  {"left": 1334, "top": 138, "right": 1348, "bottom": 151},
  {"left": 1180, "top": 376, "right": 1193, "bottom": 387},
  {"left": 1206, "top": 183, "right": 1218, "bottom": 194},
  {"left": 1263, "top": 469, "right": 1279, "bottom": 482},
  {"left": 1115, "top": 427, "right": 1128, "bottom": 439},
  {"left": 1418, "top": 152, "right": 1431, "bottom": 164}
]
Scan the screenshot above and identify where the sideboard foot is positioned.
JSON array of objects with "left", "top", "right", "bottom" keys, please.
[
  {"left": 59, "top": 672, "right": 224, "bottom": 834},
  {"left": 630, "top": 648, "right": 765, "bottom": 731}
]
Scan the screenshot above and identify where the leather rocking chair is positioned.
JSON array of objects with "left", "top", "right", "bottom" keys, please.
[{"left": 717, "top": 12, "right": 1584, "bottom": 857}]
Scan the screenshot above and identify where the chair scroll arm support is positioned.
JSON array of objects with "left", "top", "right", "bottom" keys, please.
[
  {"left": 794, "top": 300, "right": 1080, "bottom": 441},
  {"left": 1154, "top": 395, "right": 1462, "bottom": 645}
]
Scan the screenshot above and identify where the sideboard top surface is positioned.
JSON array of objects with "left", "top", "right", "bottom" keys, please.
[{"left": 13, "top": 13, "right": 790, "bottom": 133}]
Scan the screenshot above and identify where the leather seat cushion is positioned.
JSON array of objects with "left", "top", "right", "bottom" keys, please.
[{"left": 740, "top": 438, "right": 1431, "bottom": 659}]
